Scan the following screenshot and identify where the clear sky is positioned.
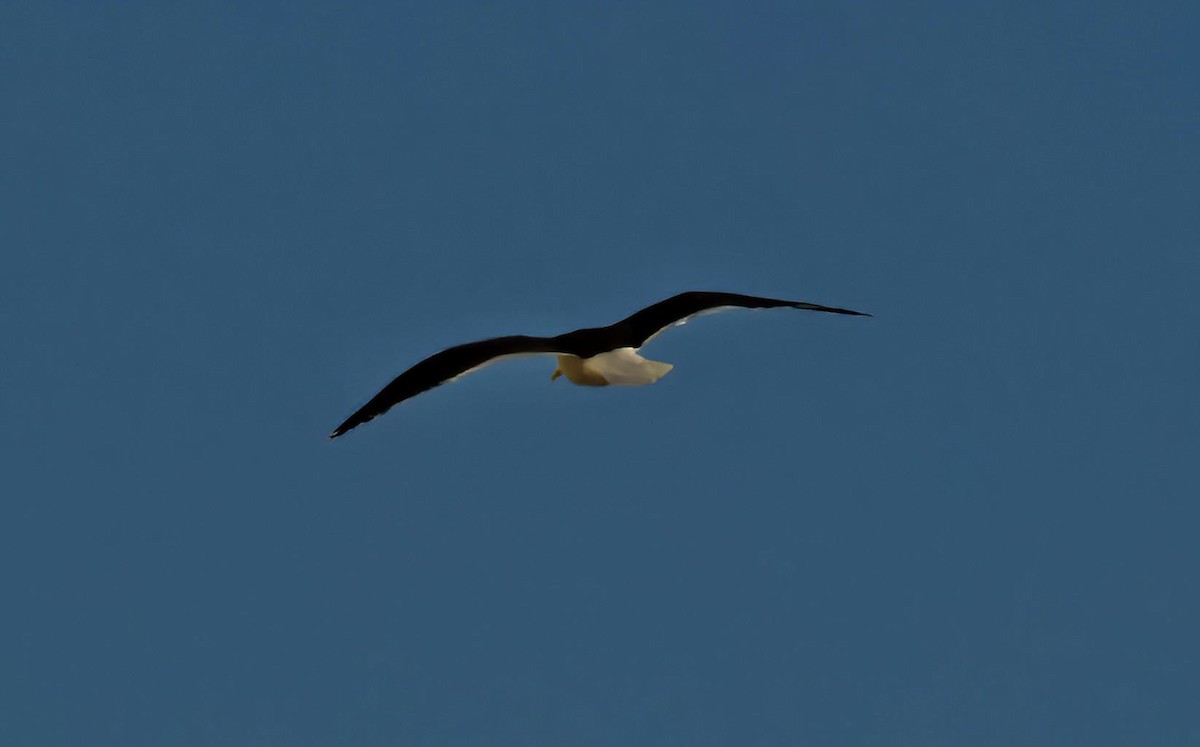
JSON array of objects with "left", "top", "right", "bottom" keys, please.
[{"left": 2, "top": 1, "right": 1197, "bottom": 745}]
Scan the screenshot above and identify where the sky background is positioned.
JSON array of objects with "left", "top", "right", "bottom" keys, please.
[{"left": 2, "top": 1, "right": 1198, "bottom": 745}]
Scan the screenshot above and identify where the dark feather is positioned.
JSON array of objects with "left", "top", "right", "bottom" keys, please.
[
  {"left": 329, "top": 335, "right": 562, "bottom": 438},
  {"left": 549, "top": 291, "right": 870, "bottom": 356}
]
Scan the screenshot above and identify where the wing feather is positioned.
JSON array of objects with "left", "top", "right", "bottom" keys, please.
[
  {"left": 606, "top": 291, "right": 870, "bottom": 350},
  {"left": 329, "top": 335, "right": 562, "bottom": 439}
]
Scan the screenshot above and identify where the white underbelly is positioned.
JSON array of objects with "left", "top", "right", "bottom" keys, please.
[{"left": 582, "top": 347, "right": 673, "bottom": 386}]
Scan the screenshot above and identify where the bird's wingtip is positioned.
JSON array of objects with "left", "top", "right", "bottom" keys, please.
[
  {"left": 787, "top": 300, "right": 872, "bottom": 317},
  {"left": 827, "top": 306, "right": 873, "bottom": 317}
]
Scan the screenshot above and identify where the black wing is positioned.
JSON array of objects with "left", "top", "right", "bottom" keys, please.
[
  {"left": 329, "top": 335, "right": 563, "bottom": 439},
  {"left": 576, "top": 291, "right": 870, "bottom": 352}
]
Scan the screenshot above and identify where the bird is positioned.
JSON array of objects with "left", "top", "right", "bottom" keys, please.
[{"left": 329, "top": 290, "right": 869, "bottom": 439}]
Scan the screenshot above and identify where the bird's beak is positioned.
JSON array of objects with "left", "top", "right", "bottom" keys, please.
[{"left": 551, "top": 369, "right": 562, "bottom": 381}]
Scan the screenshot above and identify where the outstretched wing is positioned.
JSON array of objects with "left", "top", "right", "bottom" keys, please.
[
  {"left": 330, "top": 335, "right": 563, "bottom": 439},
  {"left": 602, "top": 291, "right": 871, "bottom": 349}
]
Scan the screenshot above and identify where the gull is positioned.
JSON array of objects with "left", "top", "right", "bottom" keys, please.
[{"left": 330, "top": 291, "right": 869, "bottom": 439}]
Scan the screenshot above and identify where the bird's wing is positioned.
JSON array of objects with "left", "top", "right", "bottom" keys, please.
[
  {"left": 605, "top": 291, "right": 871, "bottom": 349},
  {"left": 330, "top": 335, "right": 563, "bottom": 439}
]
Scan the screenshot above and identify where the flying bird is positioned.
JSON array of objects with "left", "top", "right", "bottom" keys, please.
[{"left": 330, "top": 291, "right": 869, "bottom": 439}]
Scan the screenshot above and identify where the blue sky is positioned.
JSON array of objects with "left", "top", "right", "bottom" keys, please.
[{"left": 2, "top": 1, "right": 1197, "bottom": 744}]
